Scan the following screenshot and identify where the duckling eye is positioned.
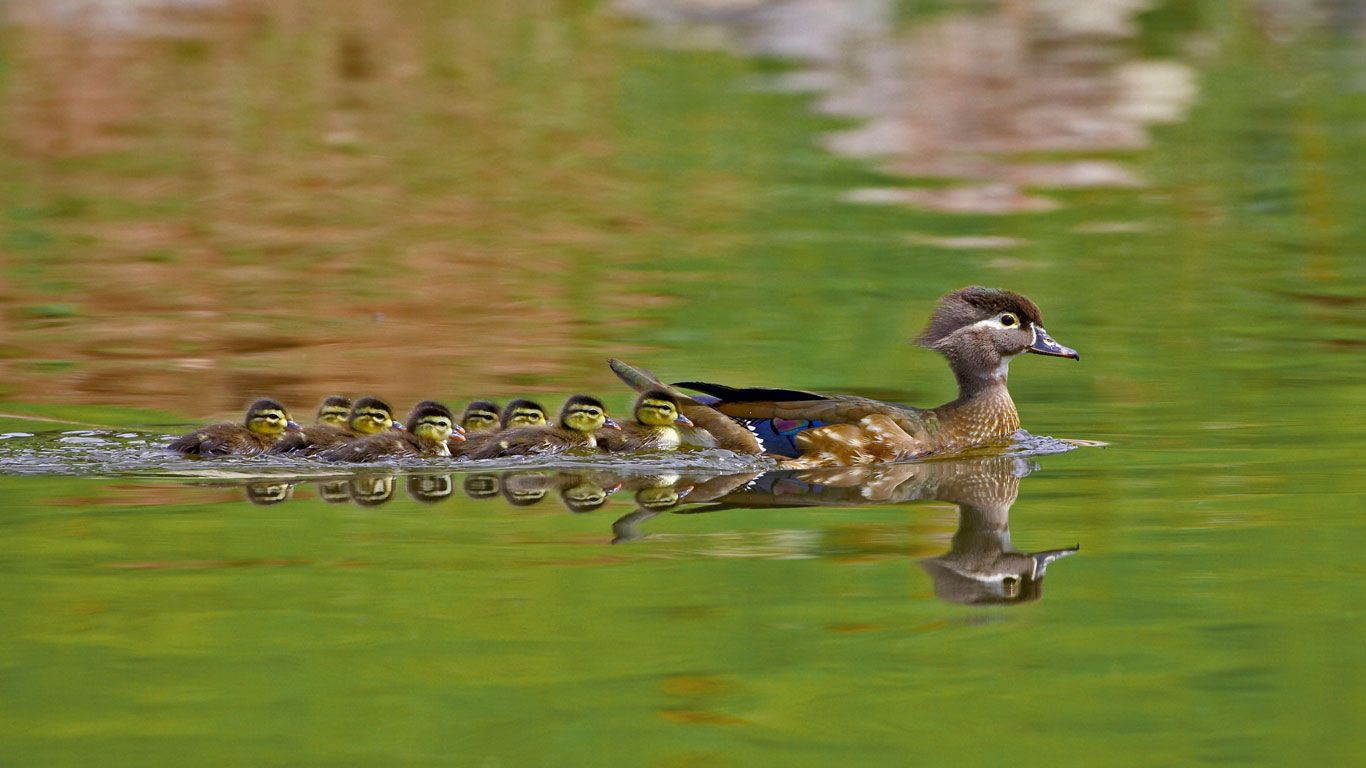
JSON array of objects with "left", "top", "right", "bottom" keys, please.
[{"left": 999, "top": 313, "right": 1019, "bottom": 328}]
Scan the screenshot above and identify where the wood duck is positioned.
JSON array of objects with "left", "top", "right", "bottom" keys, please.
[
  {"left": 660, "top": 287, "right": 1078, "bottom": 465},
  {"left": 315, "top": 396, "right": 353, "bottom": 427},
  {"left": 597, "top": 389, "right": 695, "bottom": 452},
  {"left": 470, "top": 395, "right": 619, "bottom": 458},
  {"left": 168, "top": 398, "right": 303, "bottom": 456},
  {"left": 316, "top": 401, "right": 460, "bottom": 462},
  {"left": 451, "top": 398, "right": 548, "bottom": 458},
  {"left": 267, "top": 396, "right": 403, "bottom": 455}
]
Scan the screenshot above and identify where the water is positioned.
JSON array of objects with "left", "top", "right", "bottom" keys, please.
[{"left": 2, "top": 0, "right": 1365, "bottom": 764}]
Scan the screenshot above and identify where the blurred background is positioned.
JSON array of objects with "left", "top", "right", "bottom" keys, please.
[{"left": 1, "top": 0, "right": 1360, "bottom": 425}]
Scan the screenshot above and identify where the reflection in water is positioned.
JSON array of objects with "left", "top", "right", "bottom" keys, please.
[{"left": 225, "top": 455, "right": 1077, "bottom": 605}]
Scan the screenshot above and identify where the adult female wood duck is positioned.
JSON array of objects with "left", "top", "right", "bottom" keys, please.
[
  {"left": 470, "top": 395, "right": 619, "bottom": 458},
  {"left": 597, "top": 389, "right": 695, "bottom": 452},
  {"left": 615, "top": 287, "right": 1077, "bottom": 465},
  {"left": 267, "top": 396, "right": 403, "bottom": 455},
  {"left": 451, "top": 398, "right": 549, "bottom": 457},
  {"left": 317, "top": 401, "right": 460, "bottom": 462},
  {"left": 168, "top": 398, "right": 302, "bottom": 456},
  {"left": 315, "top": 395, "right": 353, "bottom": 427}
]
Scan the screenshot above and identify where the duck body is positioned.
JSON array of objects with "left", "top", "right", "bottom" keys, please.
[
  {"left": 628, "top": 287, "right": 1078, "bottom": 466},
  {"left": 317, "top": 401, "right": 457, "bottom": 462},
  {"left": 168, "top": 398, "right": 302, "bottom": 457},
  {"left": 471, "top": 395, "right": 618, "bottom": 459},
  {"left": 268, "top": 396, "right": 403, "bottom": 456}
]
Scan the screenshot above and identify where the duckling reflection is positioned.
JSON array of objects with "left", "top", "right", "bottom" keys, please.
[
  {"left": 496, "top": 470, "right": 620, "bottom": 512},
  {"left": 245, "top": 481, "right": 294, "bottom": 505},
  {"left": 500, "top": 471, "right": 550, "bottom": 507},
  {"left": 622, "top": 456, "right": 1078, "bottom": 605},
  {"left": 317, "top": 480, "right": 352, "bottom": 504},
  {"left": 463, "top": 473, "right": 501, "bottom": 500},
  {"left": 349, "top": 474, "right": 396, "bottom": 507},
  {"left": 406, "top": 473, "right": 454, "bottom": 504}
]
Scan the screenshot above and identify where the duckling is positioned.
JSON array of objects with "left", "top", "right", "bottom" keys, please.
[
  {"left": 451, "top": 398, "right": 549, "bottom": 458},
  {"left": 625, "top": 287, "right": 1078, "bottom": 465},
  {"left": 267, "top": 396, "right": 403, "bottom": 455},
  {"left": 315, "top": 395, "right": 353, "bottom": 427},
  {"left": 499, "top": 399, "right": 550, "bottom": 429},
  {"left": 460, "top": 400, "right": 501, "bottom": 433},
  {"left": 471, "top": 395, "right": 620, "bottom": 458},
  {"left": 168, "top": 398, "right": 302, "bottom": 456},
  {"left": 597, "top": 389, "right": 695, "bottom": 452},
  {"left": 316, "top": 401, "right": 460, "bottom": 462}
]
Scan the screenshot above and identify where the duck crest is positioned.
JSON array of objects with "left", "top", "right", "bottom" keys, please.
[{"left": 916, "top": 286, "right": 1043, "bottom": 350}]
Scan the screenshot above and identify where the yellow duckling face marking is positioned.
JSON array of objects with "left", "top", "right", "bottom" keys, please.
[
  {"left": 463, "top": 411, "right": 498, "bottom": 432},
  {"left": 633, "top": 390, "right": 694, "bottom": 428},
  {"left": 245, "top": 399, "right": 300, "bottom": 437},
  {"left": 636, "top": 397, "right": 681, "bottom": 427},
  {"left": 563, "top": 403, "right": 610, "bottom": 433},
  {"left": 500, "top": 399, "right": 548, "bottom": 429},
  {"left": 348, "top": 397, "right": 399, "bottom": 435},
  {"left": 413, "top": 414, "right": 454, "bottom": 443},
  {"left": 317, "top": 406, "right": 350, "bottom": 426}
]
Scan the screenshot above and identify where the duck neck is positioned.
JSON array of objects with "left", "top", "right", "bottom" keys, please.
[{"left": 934, "top": 357, "right": 1021, "bottom": 439}]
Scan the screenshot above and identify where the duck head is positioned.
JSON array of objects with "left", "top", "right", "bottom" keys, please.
[
  {"left": 315, "top": 395, "right": 353, "bottom": 427},
  {"left": 916, "top": 287, "right": 1077, "bottom": 392},
  {"left": 633, "top": 389, "right": 694, "bottom": 428},
  {"left": 406, "top": 400, "right": 459, "bottom": 443},
  {"left": 501, "top": 399, "right": 549, "bottom": 429},
  {"left": 461, "top": 400, "right": 501, "bottom": 433},
  {"left": 560, "top": 395, "right": 619, "bottom": 433},
  {"left": 348, "top": 396, "right": 403, "bottom": 434},
  {"left": 245, "top": 398, "right": 302, "bottom": 436}
]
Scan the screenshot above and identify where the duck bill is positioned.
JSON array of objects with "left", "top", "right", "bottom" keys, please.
[
  {"left": 285, "top": 420, "right": 303, "bottom": 432},
  {"left": 1031, "top": 545, "right": 1080, "bottom": 577},
  {"left": 449, "top": 432, "right": 466, "bottom": 442},
  {"left": 1028, "top": 327, "right": 1079, "bottom": 360},
  {"left": 675, "top": 413, "right": 695, "bottom": 427},
  {"left": 603, "top": 418, "right": 621, "bottom": 430},
  {"left": 391, "top": 420, "right": 405, "bottom": 430}
]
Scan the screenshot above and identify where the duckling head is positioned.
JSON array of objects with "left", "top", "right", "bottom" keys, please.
[
  {"left": 560, "top": 395, "right": 618, "bottom": 433},
  {"left": 461, "top": 400, "right": 501, "bottom": 433},
  {"left": 561, "top": 481, "right": 613, "bottom": 513},
  {"left": 245, "top": 398, "right": 301, "bottom": 436},
  {"left": 916, "top": 287, "right": 1078, "bottom": 387},
  {"left": 501, "top": 399, "right": 549, "bottom": 429},
  {"left": 348, "top": 396, "right": 402, "bottom": 434},
  {"left": 406, "top": 400, "right": 457, "bottom": 443},
  {"left": 633, "top": 389, "right": 695, "bottom": 428},
  {"left": 316, "top": 395, "right": 353, "bottom": 426}
]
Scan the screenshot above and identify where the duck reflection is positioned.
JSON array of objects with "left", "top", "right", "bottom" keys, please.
[
  {"left": 245, "top": 481, "right": 294, "bottom": 506},
  {"left": 605, "top": 456, "right": 1077, "bottom": 605},
  {"left": 222, "top": 456, "right": 1077, "bottom": 604},
  {"left": 406, "top": 473, "right": 454, "bottom": 504}
]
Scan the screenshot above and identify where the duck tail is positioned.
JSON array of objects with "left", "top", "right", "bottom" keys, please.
[{"left": 607, "top": 358, "right": 668, "bottom": 395}]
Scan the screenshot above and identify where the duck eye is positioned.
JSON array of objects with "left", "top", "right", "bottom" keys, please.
[{"left": 1000, "top": 313, "right": 1018, "bottom": 328}]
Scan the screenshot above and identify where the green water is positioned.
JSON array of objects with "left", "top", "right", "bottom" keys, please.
[{"left": 2, "top": 1, "right": 1365, "bottom": 765}]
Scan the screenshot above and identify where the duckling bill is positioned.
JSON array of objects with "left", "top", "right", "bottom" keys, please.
[{"left": 168, "top": 398, "right": 302, "bottom": 456}]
